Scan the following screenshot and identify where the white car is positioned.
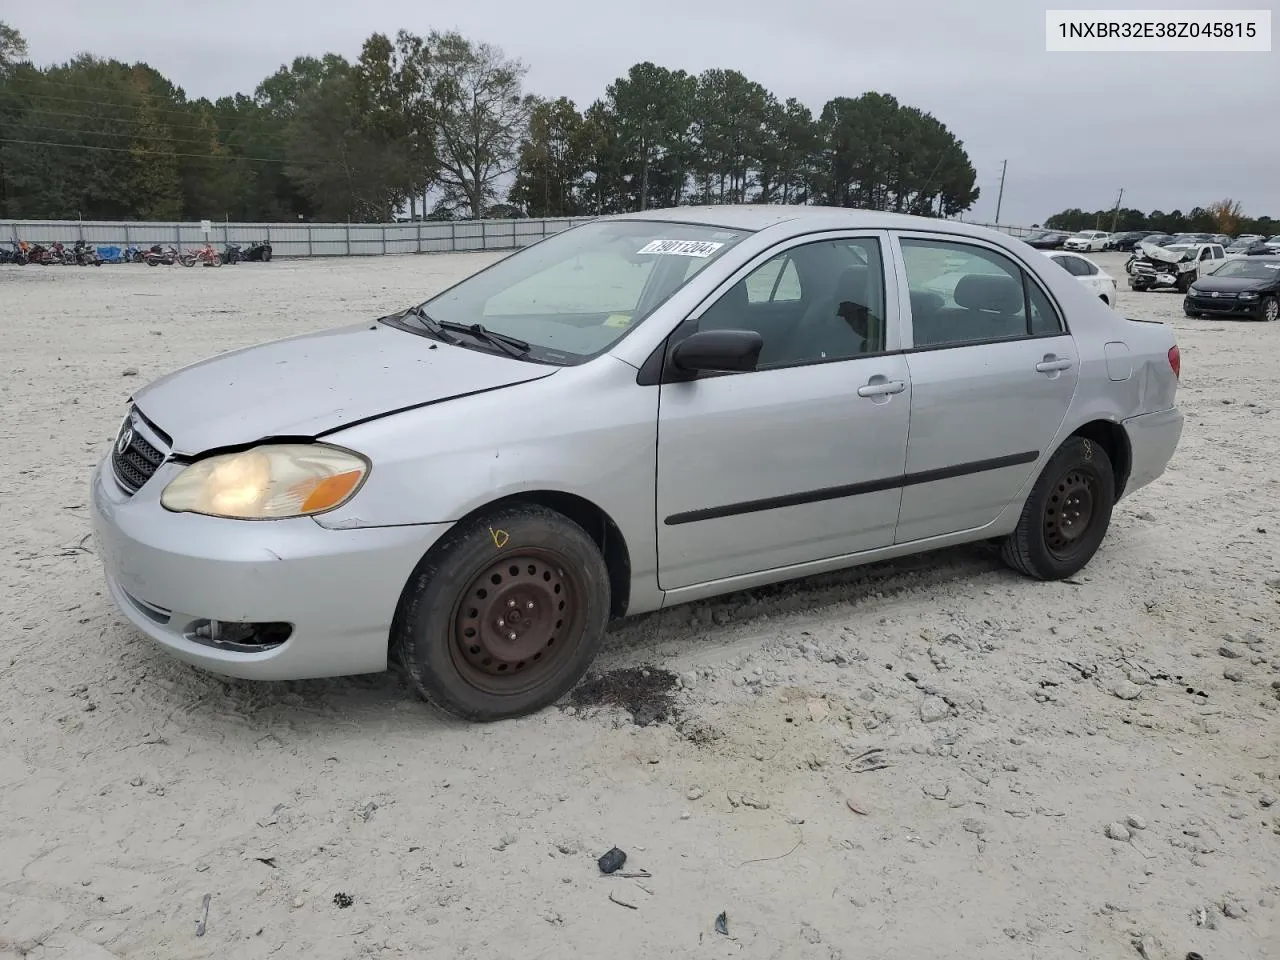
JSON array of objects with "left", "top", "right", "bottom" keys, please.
[
  {"left": 1044, "top": 251, "right": 1119, "bottom": 306},
  {"left": 1063, "top": 230, "right": 1111, "bottom": 253}
]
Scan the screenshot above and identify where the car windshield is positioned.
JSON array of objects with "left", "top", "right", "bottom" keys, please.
[
  {"left": 415, "top": 219, "right": 748, "bottom": 362},
  {"left": 1214, "top": 259, "right": 1280, "bottom": 280}
]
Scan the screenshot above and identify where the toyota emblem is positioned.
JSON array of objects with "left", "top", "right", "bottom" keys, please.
[{"left": 117, "top": 426, "right": 134, "bottom": 454}]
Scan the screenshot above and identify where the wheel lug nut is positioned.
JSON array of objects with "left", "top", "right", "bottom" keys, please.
[
  {"left": 508, "top": 631, "right": 518, "bottom": 641},
  {"left": 497, "top": 618, "right": 505, "bottom": 628},
  {"left": 526, "top": 601, "right": 535, "bottom": 609},
  {"left": 507, "top": 599, "right": 517, "bottom": 608}
]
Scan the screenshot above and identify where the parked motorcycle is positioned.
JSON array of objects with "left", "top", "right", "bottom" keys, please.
[
  {"left": 122, "top": 244, "right": 145, "bottom": 263},
  {"left": 182, "top": 242, "right": 222, "bottom": 267},
  {"left": 243, "top": 239, "right": 272, "bottom": 262},
  {"left": 0, "top": 241, "right": 24, "bottom": 264},
  {"left": 222, "top": 242, "right": 243, "bottom": 264},
  {"left": 26, "top": 242, "right": 57, "bottom": 265},
  {"left": 49, "top": 241, "right": 74, "bottom": 265},
  {"left": 73, "top": 240, "right": 102, "bottom": 266},
  {"left": 144, "top": 244, "right": 181, "bottom": 266}
]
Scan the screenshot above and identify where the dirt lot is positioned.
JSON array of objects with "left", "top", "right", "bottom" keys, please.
[{"left": 1, "top": 250, "right": 1277, "bottom": 960}]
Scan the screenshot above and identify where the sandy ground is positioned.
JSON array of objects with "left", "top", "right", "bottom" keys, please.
[{"left": 1, "top": 250, "right": 1277, "bottom": 960}]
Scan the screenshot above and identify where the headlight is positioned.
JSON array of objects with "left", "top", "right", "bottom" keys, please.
[
  {"left": 1239, "top": 291, "right": 1259, "bottom": 300},
  {"left": 160, "top": 443, "right": 369, "bottom": 519}
]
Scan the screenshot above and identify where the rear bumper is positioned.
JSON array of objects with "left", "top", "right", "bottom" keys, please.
[{"left": 1121, "top": 407, "right": 1183, "bottom": 498}]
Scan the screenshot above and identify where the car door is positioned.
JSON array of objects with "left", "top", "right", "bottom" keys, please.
[
  {"left": 655, "top": 232, "right": 911, "bottom": 591},
  {"left": 891, "top": 233, "right": 1079, "bottom": 544}
]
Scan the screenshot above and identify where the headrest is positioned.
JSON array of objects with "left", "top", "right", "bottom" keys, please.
[
  {"left": 909, "top": 291, "right": 944, "bottom": 316},
  {"left": 953, "top": 274, "right": 1023, "bottom": 313},
  {"left": 835, "top": 265, "right": 868, "bottom": 305},
  {"left": 721, "top": 279, "right": 749, "bottom": 308}
]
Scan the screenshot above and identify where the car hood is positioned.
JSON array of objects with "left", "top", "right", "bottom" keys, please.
[
  {"left": 131, "top": 321, "right": 557, "bottom": 455},
  {"left": 1191, "top": 276, "right": 1274, "bottom": 294},
  {"left": 1137, "top": 242, "right": 1191, "bottom": 264}
]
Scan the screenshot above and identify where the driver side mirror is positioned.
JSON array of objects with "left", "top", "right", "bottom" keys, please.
[{"left": 670, "top": 329, "right": 763, "bottom": 374}]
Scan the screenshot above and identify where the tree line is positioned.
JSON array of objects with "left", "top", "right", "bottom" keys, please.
[
  {"left": 1044, "top": 199, "right": 1276, "bottom": 238},
  {"left": 0, "top": 21, "right": 981, "bottom": 223}
]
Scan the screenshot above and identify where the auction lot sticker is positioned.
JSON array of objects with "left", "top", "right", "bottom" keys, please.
[
  {"left": 637, "top": 239, "right": 725, "bottom": 257},
  {"left": 1046, "top": 9, "right": 1271, "bottom": 51}
]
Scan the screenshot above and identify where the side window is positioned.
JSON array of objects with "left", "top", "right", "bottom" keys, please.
[
  {"left": 1199, "top": 247, "right": 1212, "bottom": 261},
  {"left": 1079, "top": 257, "right": 1099, "bottom": 276},
  {"left": 1028, "top": 278, "right": 1064, "bottom": 335},
  {"left": 1062, "top": 256, "right": 1087, "bottom": 277},
  {"left": 900, "top": 237, "right": 1062, "bottom": 347},
  {"left": 743, "top": 255, "right": 801, "bottom": 303},
  {"left": 696, "top": 238, "right": 888, "bottom": 369},
  {"left": 1212, "top": 245, "right": 1224, "bottom": 259}
]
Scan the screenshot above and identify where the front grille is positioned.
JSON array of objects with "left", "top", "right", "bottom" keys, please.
[{"left": 111, "top": 408, "right": 171, "bottom": 494}]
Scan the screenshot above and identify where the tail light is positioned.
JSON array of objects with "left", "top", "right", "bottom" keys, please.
[{"left": 1168, "top": 345, "right": 1181, "bottom": 379}]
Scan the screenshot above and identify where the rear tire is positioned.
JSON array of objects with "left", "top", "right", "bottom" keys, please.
[
  {"left": 1000, "top": 436, "right": 1115, "bottom": 581},
  {"left": 395, "top": 504, "right": 611, "bottom": 722}
]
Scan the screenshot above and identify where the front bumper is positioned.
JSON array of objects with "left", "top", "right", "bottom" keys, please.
[
  {"left": 90, "top": 458, "right": 451, "bottom": 680},
  {"left": 1183, "top": 294, "right": 1263, "bottom": 318},
  {"left": 1121, "top": 407, "right": 1183, "bottom": 498}
]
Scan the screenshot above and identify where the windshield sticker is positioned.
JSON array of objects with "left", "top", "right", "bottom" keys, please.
[
  {"left": 637, "top": 239, "right": 725, "bottom": 258},
  {"left": 603, "top": 313, "right": 633, "bottom": 328}
]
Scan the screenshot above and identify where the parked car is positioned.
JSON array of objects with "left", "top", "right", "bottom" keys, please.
[
  {"left": 1024, "top": 230, "right": 1071, "bottom": 249},
  {"left": 1044, "top": 251, "right": 1119, "bottom": 306},
  {"left": 1266, "top": 236, "right": 1280, "bottom": 250},
  {"left": 90, "top": 206, "right": 1184, "bottom": 721},
  {"left": 1105, "top": 231, "right": 1150, "bottom": 252},
  {"left": 1183, "top": 255, "right": 1280, "bottom": 322},
  {"left": 1129, "top": 241, "right": 1228, "bottom": 292},
  {"left": 1224, "top": 240, "right": 1273, "bottom": 257},
  {"left": 1063, "top": 230, "right": 1110, "bottom": 253}
]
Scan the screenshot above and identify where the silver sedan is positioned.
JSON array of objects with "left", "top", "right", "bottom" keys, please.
[{"left": 91, "top": 206, "right": 1184, "bottom": 721}]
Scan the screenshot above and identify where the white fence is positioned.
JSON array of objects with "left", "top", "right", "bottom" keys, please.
[
  {"left": 0, "top": 216, "right": 596, "bottom": 258},
  {"left": 0, "top": 214, "right": 1036, "bottom": 258}
]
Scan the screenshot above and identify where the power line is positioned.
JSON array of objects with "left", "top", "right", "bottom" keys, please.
[
  {"left": 0, "top": 137, "right": 310, "bottom": 165},
  {"left": 0, "top": 102, "right": 247, "bottom": 134},
  {"left": 3, "top": 120, "right": 240, "bottom": 146}
]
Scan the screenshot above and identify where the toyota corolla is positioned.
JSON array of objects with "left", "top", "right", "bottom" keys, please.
[{"left": 91, "top": 206, "right": 1184, "bottom": 721}]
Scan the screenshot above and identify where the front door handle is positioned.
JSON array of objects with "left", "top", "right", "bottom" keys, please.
[
  {"left": 1035, "top": 357, "right": 1073, "bottom": 373},
  {"left": 857, "top": 379, "right": 906, "bottom": 398}
]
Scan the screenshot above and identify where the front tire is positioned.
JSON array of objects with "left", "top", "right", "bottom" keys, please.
[
  {"left": 1260, "top": 296, "right": 1278, "bottom": 322},
  {"left": 1000, "top": 436, "right": 1115, "bottom": 580},
  {"left": 395, "top": 504, "right": 611, "bottom": 722}
]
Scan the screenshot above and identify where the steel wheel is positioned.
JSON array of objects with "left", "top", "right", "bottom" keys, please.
[
  {"left": 449, "top": 547, "right": 587, "bottom": 696},
  {"left": 1043, "top": 468, "right": 1098, "bottom": 560}
]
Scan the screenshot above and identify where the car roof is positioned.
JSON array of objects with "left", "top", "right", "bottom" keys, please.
[{"left": 598, "top": 204, "right": 1025, "bottom": 244}]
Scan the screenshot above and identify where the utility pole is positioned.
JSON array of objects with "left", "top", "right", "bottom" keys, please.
[
  {"left": 994, "top": 160, "right": 1007, "bottom": 225},
  {"left": 1109, "top": 187, "right": 1124, "bottom": 231}
]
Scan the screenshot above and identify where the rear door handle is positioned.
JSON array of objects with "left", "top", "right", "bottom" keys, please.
[
  {"left": 1035, "top": 358, "right": 1073, "bottom": 373},
  {"left": 857, "top": 379, "right": 906, "bottom": 397}
]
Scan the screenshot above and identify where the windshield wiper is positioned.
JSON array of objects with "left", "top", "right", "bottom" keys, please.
[
  {"left": 437, "top": 320, "right": 531, "bottom": 359},
  {"left": 402, "top": 304, "right": 462, "bottom": 345}
]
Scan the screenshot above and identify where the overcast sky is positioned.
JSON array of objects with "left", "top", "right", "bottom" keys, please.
[{"left": 8, "top": 0, "right": 1277, "bottom": 224}]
